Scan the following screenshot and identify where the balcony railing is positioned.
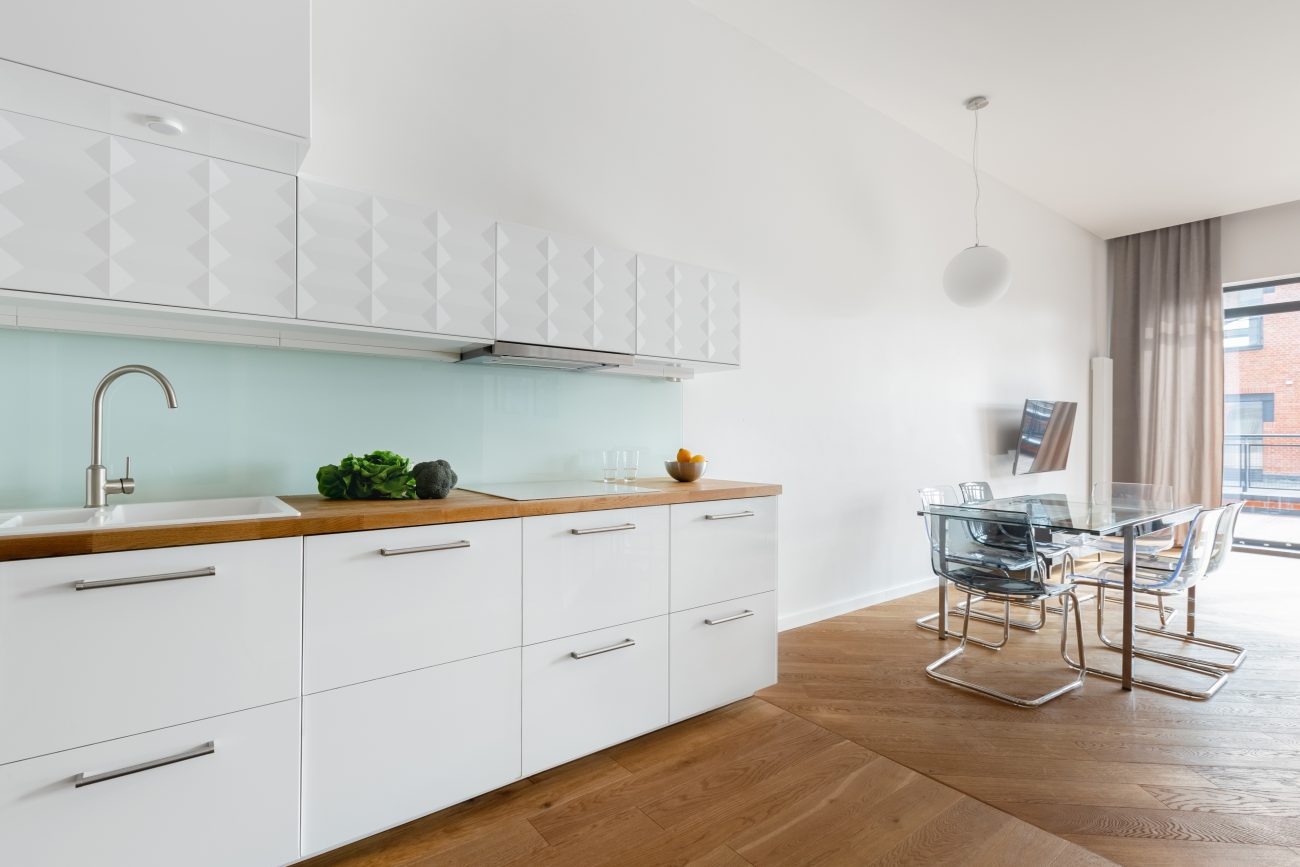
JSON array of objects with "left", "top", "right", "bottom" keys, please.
[
  {"left": 1223, "top": 434, "right": 1300, "bottom": 551},
  {"left": 1223, "top": 434, "right": 1300, "bottom": 497}
]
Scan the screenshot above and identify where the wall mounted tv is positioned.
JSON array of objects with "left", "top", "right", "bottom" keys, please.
[{"left": 1012, "top": 399, "right": 1078, "bottom": 475}]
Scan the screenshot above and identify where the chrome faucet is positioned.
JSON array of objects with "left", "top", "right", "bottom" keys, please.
[{"left": 86, "top": 365, "right": 179, "bottom": 508}]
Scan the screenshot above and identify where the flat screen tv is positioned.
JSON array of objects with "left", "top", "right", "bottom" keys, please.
[{"left": 1012, "top": 399, "right": 1077, "bottom": 475}]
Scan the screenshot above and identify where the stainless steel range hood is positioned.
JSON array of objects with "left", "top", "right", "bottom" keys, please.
[{"left": 458, "top": 341, "right": 634, "bottom": 371}]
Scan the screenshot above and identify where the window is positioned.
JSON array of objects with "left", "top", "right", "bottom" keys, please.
[
  {"left": 1225, "top": 393, "right": 1274, "bottom": 436},
  {"left": 1224, "top": 314, "right": 1263, "bottom": 350}
]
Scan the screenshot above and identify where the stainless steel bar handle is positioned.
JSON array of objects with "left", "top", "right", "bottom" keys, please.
[
  {"left": 379, "top": 540, "right": 471, "bottom": 557},
  {"left": 570, "top": 638, "right": 636, "bottom": 659},
  {"left": 704, "top": 511, "right": 755, "bottom": 521},
  {"left": 74, "top": 566, "right": 216, "bottom": 591},
  {"left": 569, "top": 523, "right": 637, "bottom": 536},
  {"left": 705, "top": 609, "right": 755, "bottom": 626},
  {"left": 74, "top": 741, "right": 215, "bottom": 788}
]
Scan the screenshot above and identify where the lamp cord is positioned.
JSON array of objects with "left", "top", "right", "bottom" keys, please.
[{"left": 972, "top": 107, "right": 982, "bottom": 247}]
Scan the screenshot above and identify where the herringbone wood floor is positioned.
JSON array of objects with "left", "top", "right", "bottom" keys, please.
[{"left": 302, "top": 551, "right": 1294, "bottom": 866}]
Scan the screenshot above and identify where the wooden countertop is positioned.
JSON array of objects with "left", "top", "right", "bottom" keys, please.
[{"left": 0, "top": 478, "right": 781, "bottom": 562}]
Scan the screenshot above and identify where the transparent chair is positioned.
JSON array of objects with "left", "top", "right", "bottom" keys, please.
[
  {"left": 916, "top": 486, "right": 1046, "bottom": 646},
  {"left": 1065, "top": 506, "right": 1233, "bottom": 700},
  {"left": 1122, "top": 500, "right": 1248, "bottom": 672},
  {"left": 925, "top": 509, "right": 1086, "bottom": 707},
  {"left": 1085, "top": 482, "right": 1177, "bottom": 557},
  {"left": 957, "top": 481, "right": 1080, "bottom": 568}
]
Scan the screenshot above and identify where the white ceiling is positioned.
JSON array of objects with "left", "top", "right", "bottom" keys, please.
[{"left": 693, "top": 0, "right": 1300, "bottom": 239}]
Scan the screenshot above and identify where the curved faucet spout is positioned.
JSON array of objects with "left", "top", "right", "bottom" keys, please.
[{"left": 87, "top": 365, "right": 179, "bottom": 506}]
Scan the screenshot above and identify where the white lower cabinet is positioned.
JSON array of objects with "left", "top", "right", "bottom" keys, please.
[
  {"left": 303, "top": 519, "right": 521, "bottom": 693},
  {"left": 0, "top": 699, "right": 301, "bottom": 867},
  {"left": 522, "top": 506, "right": 668, "bottom": 645},
  {"left": 671, "top": 591, "right": 777, "bottom": 723},
  {"left": 671, "top": 497, "right": 778, "bottom": 612},
  {"left": 0, "top": 537, "right": 302, "bottom": 765},
  {"left": 301, "top": 648, "right": 522, "bottom": 856},
  {"left": 523, "top": 615, "right": 669, "bottom": 776}
]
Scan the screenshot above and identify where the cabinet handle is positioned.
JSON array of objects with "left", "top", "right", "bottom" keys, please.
[
  {"left": 379, "top": 540, "right": 471, "bottom": 556},
  {"left": 73, "top": 566, "right": 216, "bottom": 591},
  {"left": 569, "top": 523, "right": 637, "bottom": 536},
  {"left": 705, "top": 609, "right": 755, "bottom": 626},
  {"left": 74, "top": 741, "right": 215, "bottom": 788},
  {"left": 570, "top": 638, "right": 637, "bottom": 659},
  {"left": 704, "top": 510, "right": 755, "bottom": 521}
]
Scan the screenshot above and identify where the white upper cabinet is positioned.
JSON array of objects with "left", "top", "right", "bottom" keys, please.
[
  {"left": 497, "top": 224, "right": 638, "bottom": 353},
  {"left": 0, "top": 0, "right": 309, "bottom": 138},
  {"left": 0, "top": 109, "right": 295, "bottom": 317},
  {"left": 707, "top": 270, "right": 741, "bottom": 365},
  {"left": 593, "top": 244, "right": 638, "bottom": 354},
  {"left": 0, "top": 110, "right": 109, "bottom": 299},
  {"left": 636, "top": 255, "right": 739, "bottom": 365},
  {"left": 298, "top": 179, "right": 495, "bottom": 339},
  {"left": 496, "top": 223, "right": 592, "bottom": 348}
]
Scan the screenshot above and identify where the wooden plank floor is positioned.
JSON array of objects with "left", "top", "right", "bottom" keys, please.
[
  {"left": 300, "top": 694, "right": 1107, "bottom": 866},
  {"left": 300, "top": 550, "right": 1292, "bottom": 866},
  {"left": 763, "top": 551, "right": 1300, "bottom": 867}
]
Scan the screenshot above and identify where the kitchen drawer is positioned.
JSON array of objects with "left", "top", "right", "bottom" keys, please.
[
  {"left": 0, "top": 537, "right": 301, "bottom": 765},
  {"left": 523, "top": 506, "right": 668, "bottom": 645},
  {"left": 303, "top": 519, "right": 521, "bottom": 693},
  {"left": 670, "top": 497, "right": 777, "bottom": 612},
  {"left": 523, "top": 615, "right": 668, "bottom": 776},
  {"left": 302, "top": 648, "right": 521, "bottom": 855},
  {"left": 0, "top": 698, "right": 300, "bottom": 867},
  {"left": 670, "top": 592, "right": 777, "bottom": 723}
]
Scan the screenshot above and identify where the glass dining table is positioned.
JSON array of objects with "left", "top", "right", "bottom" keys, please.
[{"left": 921, "top": 493, "right": 1201, "bottom": 691}]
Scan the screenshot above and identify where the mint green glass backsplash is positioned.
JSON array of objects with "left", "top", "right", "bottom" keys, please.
[{"left": 0, "top": 330, "right": 684, "bottom": 509}]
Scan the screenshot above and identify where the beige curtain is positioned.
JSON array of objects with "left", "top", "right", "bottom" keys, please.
[{"left": 1109, "top": 218, "right": 1223, "bottom": 510}]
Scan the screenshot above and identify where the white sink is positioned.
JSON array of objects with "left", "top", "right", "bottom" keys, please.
[{"left": 0, "top": 496, "right": 300, "bottom": 536}]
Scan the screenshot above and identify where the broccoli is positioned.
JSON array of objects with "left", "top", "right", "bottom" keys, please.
[{"left": 413, "top": 459, "right": 458, "bottom": 499}]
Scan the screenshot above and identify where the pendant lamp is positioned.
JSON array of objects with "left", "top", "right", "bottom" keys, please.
[{"left": 943, "top": 96, "right": 1011, "bottom": 306}]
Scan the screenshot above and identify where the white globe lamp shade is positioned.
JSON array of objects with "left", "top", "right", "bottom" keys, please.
[{"left": 942, "top": 244, "right": 1011, "bottom": 307}]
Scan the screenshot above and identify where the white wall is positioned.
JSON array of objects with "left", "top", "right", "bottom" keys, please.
[
  {"left": 1222, "top": 199, "right": 1300, "bottom": 285},
  {"left": 304, "top": 0, "right": 1104, "bottom": 630}
]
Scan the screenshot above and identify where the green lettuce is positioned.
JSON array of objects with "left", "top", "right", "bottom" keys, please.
[{"left": 316, "top": 450, "right": 417, "bottom": 500}]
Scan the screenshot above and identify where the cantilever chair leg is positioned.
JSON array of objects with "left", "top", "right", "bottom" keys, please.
[
  {"left": 1061, "top": 587, "right": 1232, "bottom": 700},
  {"left": 1097, "top": 586, "right": 1248, "bottom": 673},
  {"left": 926, "top": 590, "right": 1086, "bottom": 708}
]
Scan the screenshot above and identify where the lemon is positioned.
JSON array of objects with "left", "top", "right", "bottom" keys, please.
[{"left": 691, "top": 454, "right": 706, "bottom": 463}]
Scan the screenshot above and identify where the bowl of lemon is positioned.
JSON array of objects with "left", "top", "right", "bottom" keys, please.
[{"left": 665, "top": 448, "right": 708, "bottom": 482}]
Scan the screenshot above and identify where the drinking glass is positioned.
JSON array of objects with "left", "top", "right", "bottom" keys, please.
[
  {"left": 620, "top": 449, "right": 641, "bottom": 482},
  {"left": 601, "top": 449, "right": 621, "bottom": 483}
]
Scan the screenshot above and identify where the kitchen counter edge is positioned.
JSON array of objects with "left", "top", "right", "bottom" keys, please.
[{"left": 0, "top": 479, "right": 782, "bottom": 562}]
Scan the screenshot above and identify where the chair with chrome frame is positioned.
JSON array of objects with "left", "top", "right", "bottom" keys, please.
[
  {"left": 925, "top": 508, "right": 1087, "bottom": 707},
  {"left": 915, "top": 486, "right": 1046, "bottom": 645},
  {"left": 1123, "top": 500, "right": 1248, "bottom": 672},
  {"left": 1066, "top": 506, "right": 1233, "bottom": 700},
  {"left": 957, "top": 480, "right": 1080, "bottom": 573}
]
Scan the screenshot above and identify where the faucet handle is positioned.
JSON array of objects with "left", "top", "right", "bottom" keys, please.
[{"left": 120, "top": 456, "right": 135, "bottom": 495}]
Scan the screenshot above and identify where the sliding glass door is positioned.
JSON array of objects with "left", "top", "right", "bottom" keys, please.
[{"left": 1223, "top": 277, "right": 1300, "bottom": 551}]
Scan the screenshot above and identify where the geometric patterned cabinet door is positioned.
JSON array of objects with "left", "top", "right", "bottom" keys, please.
[
  {"left": 635, "top": 254, "right": 676, "bottom": 359},
  {"left": 636, "top": 255, "right": 740, "bottom": 365},
  {"left": 635, "top": 255, "right": 709, "bottom": 363},
  {"left": 706, "top": 270, "right": 740, "bottom": 365},
  {"left": 108, "top": 137, "right": 211, "bottom": 308},
  {"left": 673, "top": 263, "right": 710, "bottom": 363},
  {"left": 0, "top": 109, "right": 294, "bottom": 317},
  {"left": 432, "top": 210, "right": 495, "bottom": 340},
  {"left": 0, "top": 110, "right": 110, "bottom": 299},
  {"left": 299, "top": 179, "right": 495, "bottom": 339},
  {"left": 496, "top": 222, "right": 595, "bottom": 349},
  {"left": 592, "top": 244, "right": 637, "bottom": 354},
  {"left": 207, "top": 160, "right": 296, "bottom": 317},
  {"left": 110, "top": 137, "right": 295, "bottom": 316},
  {"left": 297, "top": 180, "right": 373, "bottom": 327}
]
